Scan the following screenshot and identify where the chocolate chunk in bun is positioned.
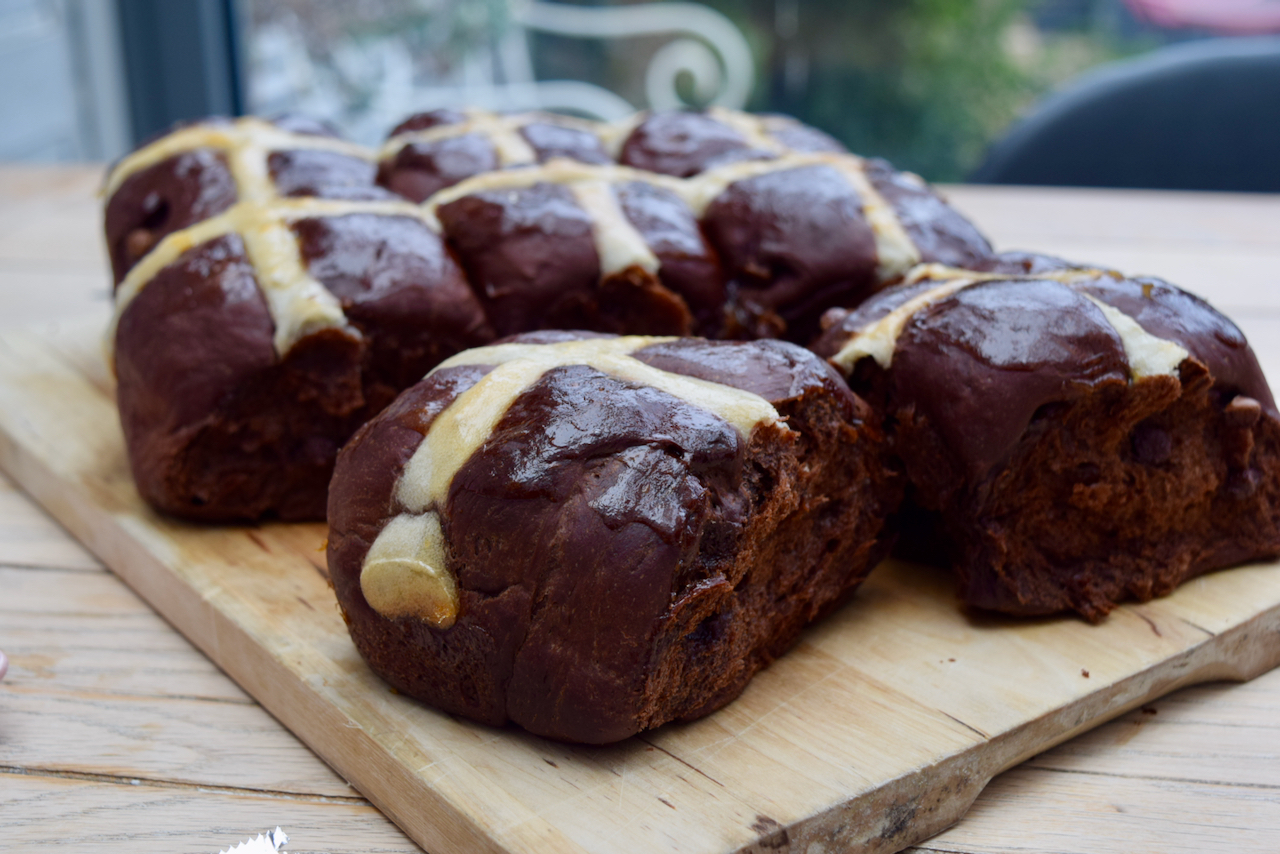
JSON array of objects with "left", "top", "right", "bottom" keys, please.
[
  {"left": 327, "top": 333, "right": 900, "bottom": 743},
  {"left": 108, "top": 119, "right": 492, "bottom": 522},
  {"left": 430, "top": 160, "right": 727, "bottom": 338},
  {"left": 813, "top": 262, "right": 1280, "bottom": 621},
  {"left": 377, "top": 109, "right": 613, "bottom": 203}
]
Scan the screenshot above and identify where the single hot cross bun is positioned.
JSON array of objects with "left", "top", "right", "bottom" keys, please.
[
  {"left": 424, "top": 160, "right": 727, "bottom": 338},
  {"left": 104, "top": 115, "right": 383, "bottom": 284},
  {"left": 376, "top": 109, "right": 614, "bottom": 203},
  {"left": 327, "top": 333, "right": 900, "bottom": 743},
  {"left": 616, "top": 106, "right": 846, "bottom": 177},
  {"left": 812, "top": 259, "right": 1280, "bottom": 621},
  {"left": 105, "top": 116, "right": 494, "bottom": 521},
  {"left": 692, "top": 151, "right": 994, "bottom": 341}
]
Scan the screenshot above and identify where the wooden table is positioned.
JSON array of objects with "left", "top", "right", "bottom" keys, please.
[{"left": 1, "top": 165, "right": 1278, "bottom": 853}]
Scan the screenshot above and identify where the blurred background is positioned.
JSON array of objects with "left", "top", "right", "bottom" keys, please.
[{"left": 3, "top": 0, "right": 1279, "bottom": 182}]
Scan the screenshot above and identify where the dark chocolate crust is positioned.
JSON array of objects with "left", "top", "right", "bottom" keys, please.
[
  {"left": 387, "top": 109, "right": 470, "bottom": 136},
  {"left": 617, "top": 110, "right": 845, "bottom": 177},
  {"left": 376, "top": 111, "right": 611, "bottom": 203},
  {"left": 327, "top": 336, "right": 900, "bottom": 742},
  {"left": 702, "top": 163, "right": 880, "bottom": 343},
  {"left": 268, "top": 149, "right": 377, "bottom": 198},
  {"left": 519, "top": 119, "right": 612, "bottom": 165},
  {"left": 377, "top": 134, "right": 498, "bottom": 204},
  {"left": 114, "top": 212, "right": 493, "bottom": 521},
  {"left": 105, "top": 150, "right": 238, "bottom": 284},
  {"left": 619, "top": 110, "right": 770, "bottom": 177},
  {"left": 436, "top": 181, "right": 721, "bottom": 338},
  {"left": 814, "top": 271, "right": 1280, "bottom": 620},
  {"left": 436, "top": 182, "right": 610, "bottom": 334}
]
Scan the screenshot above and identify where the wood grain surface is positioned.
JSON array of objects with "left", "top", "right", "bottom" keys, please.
[{"left": 1, "top": 168, "right": 1279, "bottom": 853}]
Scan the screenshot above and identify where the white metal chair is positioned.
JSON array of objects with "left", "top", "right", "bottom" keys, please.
[{"left": 249, "top": 0, "right": 755, "bottom": 143}]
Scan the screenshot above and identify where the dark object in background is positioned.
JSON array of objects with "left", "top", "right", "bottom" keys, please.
[
  {"left": 117, "top": 0, "right": 245, "bottom": 145},
  {"left": 971, "top": 37, "right": 1280, "bottom": 192}
]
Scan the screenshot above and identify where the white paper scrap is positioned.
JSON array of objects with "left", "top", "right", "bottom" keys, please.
[{"left": 217, "top": 827, "right": 288, "bottom": 854}]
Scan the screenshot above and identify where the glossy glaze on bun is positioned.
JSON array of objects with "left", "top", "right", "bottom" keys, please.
[
  {"left": 376, "top": 107, "right": 994, "bottom": 342},
  {"left": 327, "top": 333, "right": 900, "bottom": 742},
  {"left": 105, "top": 116, "right": 493, "bottom": 520},
  {"left": 813, "top": 259, "right": 1280, "bottom": 620}
]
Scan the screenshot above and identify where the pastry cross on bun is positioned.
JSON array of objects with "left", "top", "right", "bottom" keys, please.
[
  {"left": 376, "top": 108, "right": 995, "bottom": 342},
  {"left": 104, "top": 115, "right": 381, "bottom": 283},
  {"left": 377, "top": 109, "right": 615, "bottom": 203},
  {"left": 105, "top": 116, "right": 493, "bottom": 521},
  {"left": 424, "top": 158, "right": 726, "bottom": 338},
  {"left": 327, "top": 333, "right": 900, "bottom": 743},
  {"left": 813, "top": 260, "right": 1280, "bottom": 621}
]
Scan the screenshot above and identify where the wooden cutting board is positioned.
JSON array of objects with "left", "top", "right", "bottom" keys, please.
[{"left": 3, "top": 319, "right": 1279, "bottom": 854}]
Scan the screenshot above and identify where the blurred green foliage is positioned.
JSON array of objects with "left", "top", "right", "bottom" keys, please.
[
  {"left": 530, "top": 0, "right": 1138, "bottom": 181},
  {"left": 700, "top": 0, "right": 1123, "bottom": 181}
]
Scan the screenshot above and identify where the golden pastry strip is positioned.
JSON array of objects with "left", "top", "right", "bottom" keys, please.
[
  {"left": 834, "top": 265, "right": 1189, "bottom": 379},
  {"left": 109, "top": 197, "right": 430, "bottom": 361}
]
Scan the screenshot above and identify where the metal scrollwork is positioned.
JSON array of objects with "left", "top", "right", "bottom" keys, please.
[
  {"left": 515, "top": 1, "right": 755, "bottom": 116},
  {"left": 248, "top": 0, "right": 757, "bottom": 138}
]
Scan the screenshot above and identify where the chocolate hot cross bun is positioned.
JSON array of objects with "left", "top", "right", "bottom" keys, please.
[
  {"left": 812, "top": 261, "right": 1280, "bottom": 621},
  {"left": 376, "top": 109, "right": 614, "bottom": 203},
  {"left": 105, "top": 117, "right": 493, "bottom": 521},
  {"left": 691, "top": 151, "right": 994, "bottom": 341},
  {"left": 104, "top": 115, "right": 382, "bottom": 284},
  {"left": 423, "top": 160, "right": 726, "bottom": 338},
  {"left": 616, "top": 106, "right": 847, "bottom": 177},
  {"left": 327, "top": 333, "right": 900, "bottom": 743}
]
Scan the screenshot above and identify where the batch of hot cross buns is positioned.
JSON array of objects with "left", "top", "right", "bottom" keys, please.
[{"left": 103, "top": 107, "right": 1280, "bottom": 743}]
